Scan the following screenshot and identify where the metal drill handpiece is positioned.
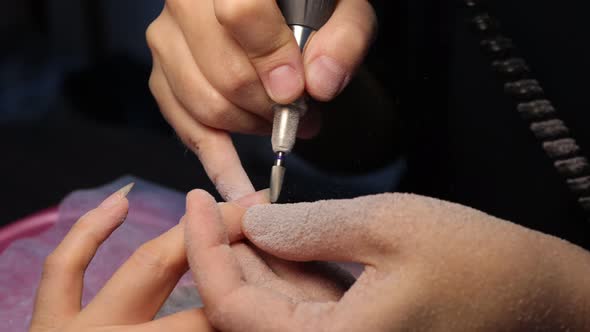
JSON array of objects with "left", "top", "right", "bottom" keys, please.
[
  {"left": 271, "top": 102, "right": 306, "bottom": 154},
  {"left": 269, "top": 0, "right": 336, "bottom": 203},
  {"left": 269, "top": 101, "right": 305, "bottom": 203}
]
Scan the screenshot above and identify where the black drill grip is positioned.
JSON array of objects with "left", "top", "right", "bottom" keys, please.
[{"left": 277, "top": 0, "right": 336, "bottom": 30}]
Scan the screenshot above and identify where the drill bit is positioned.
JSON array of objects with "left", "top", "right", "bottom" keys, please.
[
  {"left": 269, "top": 103, "right": 301, "bottom": 203},
  {"left": 269, "top": 152, "right": 286, "bottom": 203}
]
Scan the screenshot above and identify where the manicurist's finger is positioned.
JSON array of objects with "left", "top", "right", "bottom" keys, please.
[
  {"left": 166, "top": 1, "right": 273, "bottom": 117},
  {"left": 79, "top": 223, "right": 188, "bottom": 325},
  {"left": 304, "top": 0, "right": 377, "bottom": 101},
  {"left": 31, "top": 184, "right": 133, "bottom": 328},
  {"left": 146, "top": 10, "right": 271, "bottom": 134},
  {"left": 213, "top": 0, "right": 304, "bottom": 103},
  {"left": 149, "top": 61, "right": 255, "bottom": 201}
]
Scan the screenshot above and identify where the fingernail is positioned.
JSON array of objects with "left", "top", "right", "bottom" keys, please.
[
  {"left": 215, "top": 180, "right": 255, "bottom": 203},
  {"left": 267, "top": 64, "right": 303, "bottom": 102},
  {"left": 99, "top": 183, "right": 135, "bottom": 209},
  {"left": 234, "top": 189, "right": 271, "bottom": 208},
  {"left": 307, "top": 56, "right": 349, "bottom": 100}
]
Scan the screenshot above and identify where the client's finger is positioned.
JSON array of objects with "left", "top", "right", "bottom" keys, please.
[
  {"left": 185, "top": 189, "right": 305, "bottom": 331},
  {"left": 80, "top": 223, "right": 189, "bottom": 325},
  {"left": 184, "top": 190, "right": 245, "bottom": 306},
  {"left": 219, "top": 188, "right": 270, "bottom": 243},
  {"left": 122, "top": 309, "right": 215, "bottom": 332},
  {"left": 31, "top": 184, "right": 133, "bottom": 328},
  {"left": 243, "top": 195, "right": 398, "bottom": 265},
  {"left": 258, "top": 254, "right": 355, "bottom": 301}
]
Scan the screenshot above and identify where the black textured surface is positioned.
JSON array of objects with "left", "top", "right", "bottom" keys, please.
[
  {"left": 445, "top": 1, "right": 590, "bottom": 249},
  {"left": 0, "top": 122, "right": 216, "bottom": 225}
]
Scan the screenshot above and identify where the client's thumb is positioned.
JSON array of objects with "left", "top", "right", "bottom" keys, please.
[{"left": 243, "top": 194, "right": 395, "bottom": 265}]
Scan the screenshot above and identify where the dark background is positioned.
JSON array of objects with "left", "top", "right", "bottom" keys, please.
[
  {"left": 0, "top": 1, "right": 211, "bottom": 224},
  {"left": 1, "top": 1, "right": 589, "bottom": 249},
  {"left": 0, "top": 0, "right": 402, "bottom": 224}
]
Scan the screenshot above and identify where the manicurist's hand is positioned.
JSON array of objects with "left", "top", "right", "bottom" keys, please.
[
  {"left": 186, "top": 193, "right": 590, "bottom": 331},
  {"left": 146, "top": 0, "right": 376, "bottom": 201},
  {"left": 30, "top": 185, "right": 352, "bottom": 332}
]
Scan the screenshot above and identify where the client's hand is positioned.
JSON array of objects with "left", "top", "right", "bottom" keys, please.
[
  {"left": 186, "top": 193, "right": 590, "bottom": 331},
  {"left": 29, "top": 184, "right": 212, "bottom": 332},
  {"left": 30, "top": 185, "right": 351, "bottom": 332}
]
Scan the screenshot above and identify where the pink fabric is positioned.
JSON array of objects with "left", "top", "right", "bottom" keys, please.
[
  {"left": 0, "top": 207, "right": 59, "bottom": 254},
  {"left": 0, "top": 177, "right": 196, "bottom": 331}
]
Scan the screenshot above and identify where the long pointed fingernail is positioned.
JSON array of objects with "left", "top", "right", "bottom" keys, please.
[{"left": 100, "top": 183, "right": 135, "bottom": 209}]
